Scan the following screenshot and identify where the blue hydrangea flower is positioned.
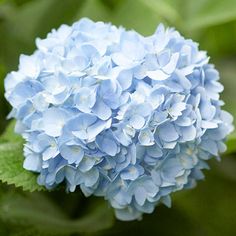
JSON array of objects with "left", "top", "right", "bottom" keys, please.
[{"left": 4, "top": 18, "right": 234, "bottom": 221}]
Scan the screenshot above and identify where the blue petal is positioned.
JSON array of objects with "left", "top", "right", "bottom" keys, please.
[
  {"left": 42, "top": 108, "right": 69, "bottom": 137},
  {"left": 96, "top": 131, "right": 119, "bottom": 156},
  {"left": 23, "top": 153, "right": 41, "bottom": 172},
  {"left": 129, "top": 115, "right": 145, "bottom": 129},
  {"left": 146, "top": 70, "right": 169, "bottom": 81},
  {"left": 74, "top": 87, "right": 96, "bottom": 113},
  {"left": 200, "top": 140, "right": 218, "bottom": 156},
  {"left": 83, "top": 168, "right": 99, "bottom": 187},
  {"left": 79, "top": 156, "right": 96, "bottom": 172},
  {"left": 134, "top": 186, "right": 147, "bottom": 206},
  {"left": 158, "top": 123, "right": 179, "bottom": 142},
  {"left": 92, "top": 100, "right": 112, "bottom": 120},
  {"left": 138, "top": 128, "right": 155, "bottom": 146},
  {"left": 117, "top": 69, "right": 133, "bottom": 90},
  {"left": 162, "top": 53, "right": 179, "bottom": 74},
  {"left": 60, "top": 144, "right": 84, "bottom": 164},
  {"left": 180, "top": 125, "right": 196, "bottom": 141},
  {"left": 146, "top": 144, "right": 163, "bottom": 158},
  {"left": 120, "top": 165, "right": 144, "bottom": 181}
]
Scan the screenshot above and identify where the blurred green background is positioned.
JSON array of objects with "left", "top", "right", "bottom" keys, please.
[{"left": 0, "top": 0, "right": 236, "bottom": 235}]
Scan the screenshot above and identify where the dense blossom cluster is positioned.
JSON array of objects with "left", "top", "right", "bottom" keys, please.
[{"left": 5, "top": 18, "right": 233, "bottom": 220}]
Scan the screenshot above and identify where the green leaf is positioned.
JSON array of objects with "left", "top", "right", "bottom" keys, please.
[
  {"left": 0, "top": 121, "right": 114, "bottom": 234},
  {"left": 0, "top": 63, "right": 8, "bottom": 133},
  {"left": 111, "top": 0, "right": 165, "bottom": 35},
  {"left": 183, "top": 0, "right": 236, "bottom": 30},
  {"left": 76, "top": 0, "right": 112, "bottom": 24},
  {"left": 0, "top": 121, "right": 44, "bottom": 191},
  {"left": 102, "top": 160, "right": 236, "bottom": 236},
  {"left": 0, "top": 192, "right": 114, "bottom": 235},
  {"left": 138, "top": 0, "right": 181, "bottom": 27},
  {"left": 34, "top": 0, "right": 86, "bottom": 38},
  {"left": 0, "top": 141, "right": 45, "bottom": 191},
  {"left": 99, "top": 0, "right": 125, "bottom": 10},
  {"left": 217, "top": 59, "right": 236, "bottom": 154},
  {"left": 0, "top": 0, "right": 85, "bottom": 70},
  {"left": 213, "top": 155, "right": 236, "bottom": 182},
  {"left": 226, "top": 133, "right": 236, "bottom": 154},
  {"left": 10, "top": 229, "right": 54, "bottom": 236},
  {"left": 77, "top": 0, "right": 166, "bottom": 36},
  {"left": 173, "top": 160, "right": 236, "bottom": 236},
  {"left": 132, "top": 0, "right": 236, "bottom": 32},
  {"left": 0, "top": 120, "right": 21, "bottom": 142}
]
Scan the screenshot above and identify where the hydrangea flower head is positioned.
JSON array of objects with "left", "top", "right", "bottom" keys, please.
[{"left": 4, "top": 18, "right": 233, "bottom": 220}]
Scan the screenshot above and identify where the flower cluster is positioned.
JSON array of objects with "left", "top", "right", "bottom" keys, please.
[{"left": 5, "top": 18, "right": 233, "bottom": 220}]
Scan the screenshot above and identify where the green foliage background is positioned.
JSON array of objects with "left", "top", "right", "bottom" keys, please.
[{"left": 0, "top": 0, "right": 236, "bottom": 235}]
